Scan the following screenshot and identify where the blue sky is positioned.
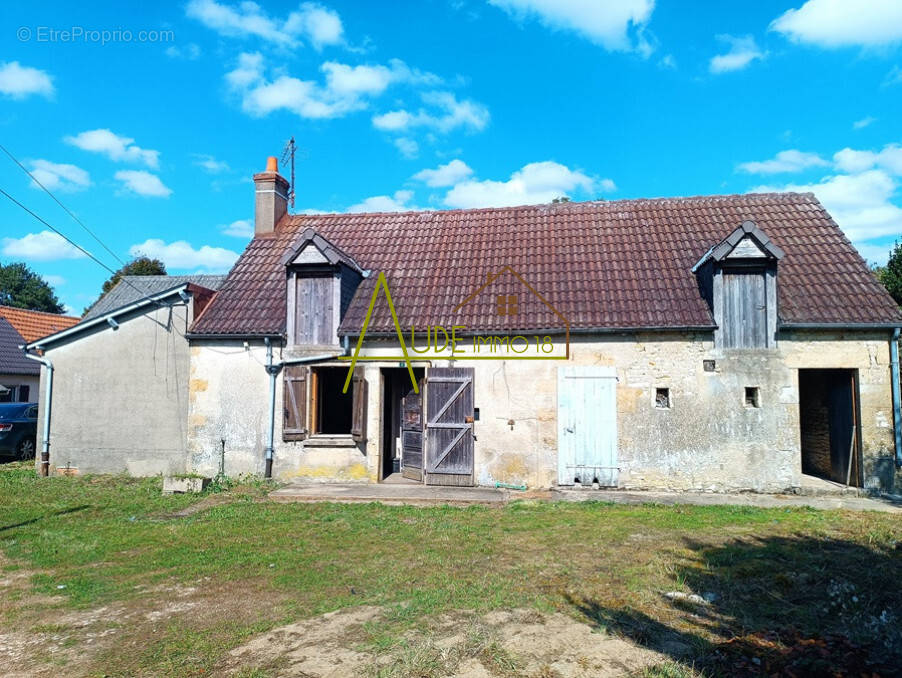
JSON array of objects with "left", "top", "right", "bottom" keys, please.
[{"left": 1, "top": 0, "right": 901, "bottom": 314}]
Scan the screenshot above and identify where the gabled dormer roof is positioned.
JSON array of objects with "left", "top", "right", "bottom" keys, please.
[
  {"left": 279, "top": 227, "right": 365, "bottom": 274},
  {"left": 693, "top": 220, "right": 785, "bottom": 272},
  {"left": 711, "top": 220, "right": 785, "bottom": 262}
]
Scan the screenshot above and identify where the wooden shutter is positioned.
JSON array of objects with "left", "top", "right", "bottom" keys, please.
[
  {"left": 351, "top": 367, "right": 367, "bottom": 442},
  {"left": 283, "top": 365, "right": 309, "bottom": 441}
]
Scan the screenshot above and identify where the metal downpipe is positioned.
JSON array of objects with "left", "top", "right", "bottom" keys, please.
[
  {"left": 264, "top": 338, "right": 277, "bottom": 479},
  {"left": 891, "top": 328, "right": 901, "bottom": 468},
  {"left": 23, "top": 351, "right": 53, "bottom": 477}
]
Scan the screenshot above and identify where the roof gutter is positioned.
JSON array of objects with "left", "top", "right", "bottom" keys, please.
[
  {"left": 779, "top": 322, "right": 902, "bottom": 330},
  {"left": 337, "top": 325, "right": 717, "bottom": 339},
  {"left": 28, "top": 284, "right": 191, "bottom": 350},
  {"left": 22, "top": 349, "right": 52, "bottom": 477},
  {"left": 890, "top": 328, "right": 901, "bottom": 468}
]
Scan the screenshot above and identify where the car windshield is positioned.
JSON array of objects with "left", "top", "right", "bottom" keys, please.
[{"left": 0, "top": 403, "right": 34, "bottom": 419}]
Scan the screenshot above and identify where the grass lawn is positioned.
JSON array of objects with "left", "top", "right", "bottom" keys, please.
[{"left": 0, "top": 461, "right": 899, "bottom": 677}]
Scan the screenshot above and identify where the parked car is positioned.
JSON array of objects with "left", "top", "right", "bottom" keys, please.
[{"left": 0, "top": 403, "right": 38, "bottom": 460}]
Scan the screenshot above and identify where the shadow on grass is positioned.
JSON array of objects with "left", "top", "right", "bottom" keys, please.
[
  {"left": 567, "top": 534, "right": 901, "bottom": 676},
  {"left": 0, "top": 505, "right": 90, "bottom": 533}
]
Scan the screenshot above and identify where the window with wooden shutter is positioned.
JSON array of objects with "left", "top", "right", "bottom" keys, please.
[
  {"left": 283, "top": 365, "right": 308, "bottom": 441},
  {"left": 351, "top": 367, "right": 367, "bottom": 442}
]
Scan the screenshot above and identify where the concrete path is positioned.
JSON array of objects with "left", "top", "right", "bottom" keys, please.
[{"left": 269, "top": 482, "right": 901, "bottom": 512}]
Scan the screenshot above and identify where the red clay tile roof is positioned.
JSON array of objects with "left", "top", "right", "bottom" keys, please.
[
  {"left": 0, "top": 306, "right": 81, "bottom": 344},
  {"left": 190, "top": 192, "right": 902, "bottom": 337}
]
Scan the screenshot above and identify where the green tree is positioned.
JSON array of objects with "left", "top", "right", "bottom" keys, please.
[
  {"left": 100, "top": 256, "right": 166, "bottom": 296},
  {"left": 86, "top": 256, "right": 167, "bottom": 312},
  {"left": 876, "top": 240, "right": 902, "bottom": 306},
  {"left": 0, "top": 262, "right": 65, "bottom": 313}
]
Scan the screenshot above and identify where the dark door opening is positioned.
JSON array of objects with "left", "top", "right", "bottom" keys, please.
[
  {"left": 380, "top": 368, "right": 424, "bottom": 481},
  {"left": 799, "top": 369, "right": 861, "bottom": 487}
]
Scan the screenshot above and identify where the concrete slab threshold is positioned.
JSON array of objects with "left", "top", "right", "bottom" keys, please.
[
  {"left": 269, "top": 482, "right": 901, "bottom": 512},
  {"left": 269, "top": 482, "right": 508, "bottom": 505}
]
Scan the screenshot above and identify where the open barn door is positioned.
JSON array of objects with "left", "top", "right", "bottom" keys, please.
[
  {"left": 424, "top": 367, "right": 475, "bottom": 487},
  {"left": 400, "top": 377, "right": 425, "bottom": 481}
]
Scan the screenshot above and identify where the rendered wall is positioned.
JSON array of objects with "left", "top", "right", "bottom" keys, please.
[
  {"left": 35, "top": 303, "right": 193, "bottom": 476},
  {"left": 186, "top": 331, "right": 899, "bottom": 492}
]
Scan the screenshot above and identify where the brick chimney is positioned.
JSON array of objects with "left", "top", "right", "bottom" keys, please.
[{"left": 253, "top": 156, "right": 290, "bottom": 236}]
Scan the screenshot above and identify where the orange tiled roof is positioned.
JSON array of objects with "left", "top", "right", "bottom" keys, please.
[{"left": 0, "top": 306, "right": 81, "bottom": 344}]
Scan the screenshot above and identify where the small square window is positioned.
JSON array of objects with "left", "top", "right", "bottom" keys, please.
[
  {"left": 655, "top": 388, "right": 671, "bottom": 409},
  {"left": 745, "top": 387, "right": 760, "bottom": 408},
  {"left": 703, "top": 360, "right": 716, "bottom": 372}
]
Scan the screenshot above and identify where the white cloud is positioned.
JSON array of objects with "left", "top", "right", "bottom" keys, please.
[
  {"left": 1, "top": 231, "right": 86, "bottom": 261},
  {"left": 737, "top": 149, "right": 828, "bottom": 174},
  {"left": 186, "top": 0, "right": 343, "bottom": 49},
  {"left": 833, "top": 144, "right": 902, "bottom": 175},
  {"left": 853, "top": 116, "right": 876, "bottom": 130},
  {"left": 0, "top": 61, "right": 54, "bottom": 100},
  {"left": 884, "top": 65, "right": 902, "bottom": 86},
  {"left": 751, "top": 170, "right": 902, "bottom": 241},
  {"left": 413, "top": 159, "right": 474, "bottom": 187},
  {"left": 372, "top": 91, "right": 490, "bottom": 134},
  {"left": 347, "top": 190, "right": 419, "bottom": 213},
  {"left": 443, "top": 161, "right": 602, "bottom": 208},
  {"left": 488, "top": 0, "right": 655, "bottom": 53},
  {"left": 129, "top": 239, "right": 239, "bottom": 272},
  {"left": 658, "top": 54, "right": 676, "bottom": 69},
  {"left": 285, "top": 3, "right": 344, "bottom": 49},
  {"left": 226, "top": 53, "right": 440, "bottom": 120},
  {"left": 770, "top": 0, "right": 902, "bottom": 48},
  {"left": 853, "top": 241, "right": 894, "bottom": 266},
  {"left": 114, "top": 170, "right": 172, "bottom": 198},
  {"left": 220, "top": 219, "right": 254, "bottom": 238},
  {"left": 709, "top": 35, "right": 765, "bottom": 74},
  {"left": 28, "top": 160, "right": 91, "bottom": 192},
  {"left": 192, "top": 153, "right": 230, "bottom": 173},
  {"left": 43, "top": 274, "right": 66, "bottom": 287},
  {"left": 64, "top": 129, "right": 160, "bottom": 168},
  {"left": 165, "top": 43, "right": 202, "bottom": 59},
  {"left": 394, "top": 138, "right": 419, "bottom": 159}
]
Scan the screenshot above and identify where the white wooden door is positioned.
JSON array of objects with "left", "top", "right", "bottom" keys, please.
[{"left": 557, "top": 366, "right": 618, "bottom": 486}]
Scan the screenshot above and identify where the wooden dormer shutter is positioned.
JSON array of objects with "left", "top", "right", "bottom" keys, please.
[
  {"left": 351, "top": 367, "right": 367, "bottom": 442},
  {"left": 283, "top": 365, "right": 308, "bottom": 441}
]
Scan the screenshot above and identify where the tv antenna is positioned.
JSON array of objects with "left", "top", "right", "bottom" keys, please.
[{"left": 281, "top": 136, "right": 296, "bottom": 209}]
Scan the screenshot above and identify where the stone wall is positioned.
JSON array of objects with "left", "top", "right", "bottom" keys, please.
[{"left": 186, "top": 330, "right": 900, "bottom": 492}]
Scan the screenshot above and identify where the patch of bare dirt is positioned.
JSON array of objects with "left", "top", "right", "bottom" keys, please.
[{"left": 218, "top": 607, "right": 667, "bottom": 677}]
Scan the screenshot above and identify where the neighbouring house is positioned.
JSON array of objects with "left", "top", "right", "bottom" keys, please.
[
  {"left": 0, "top": 306, "right": 78, "bottom": 403},
  {"left": 26, "top": 276, "right": 224, "bottom": 475},
  {"left": 27, "top": 158, "right": 902, "bottom": 494}
]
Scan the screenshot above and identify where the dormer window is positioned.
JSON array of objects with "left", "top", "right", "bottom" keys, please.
[
  {"left": 282, "top": 228, "right": 363, "bottom": 347},
  {"left": 693, "top": 220, "right": 784, "bottom": 350}
]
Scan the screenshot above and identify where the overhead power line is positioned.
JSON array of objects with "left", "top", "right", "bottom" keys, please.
[
  {"left": 0, "top": 187, "right": 178, "bottom": 318},
  {"left": 0, "top": 142, "right": 127, "bottom": 267}
]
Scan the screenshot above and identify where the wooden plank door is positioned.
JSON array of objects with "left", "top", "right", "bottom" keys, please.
[
  {"left": 400, "top": 378, "right": 424, "bottom": 481},
  {"left": 424, "top": 367, "right": 475, "bottom": 487},
  {"left": 558, "top": 366, "right": 618, "bottom": 486},
  {"left": 722, "top": 270, "right": 767, "bottom": 348}
]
